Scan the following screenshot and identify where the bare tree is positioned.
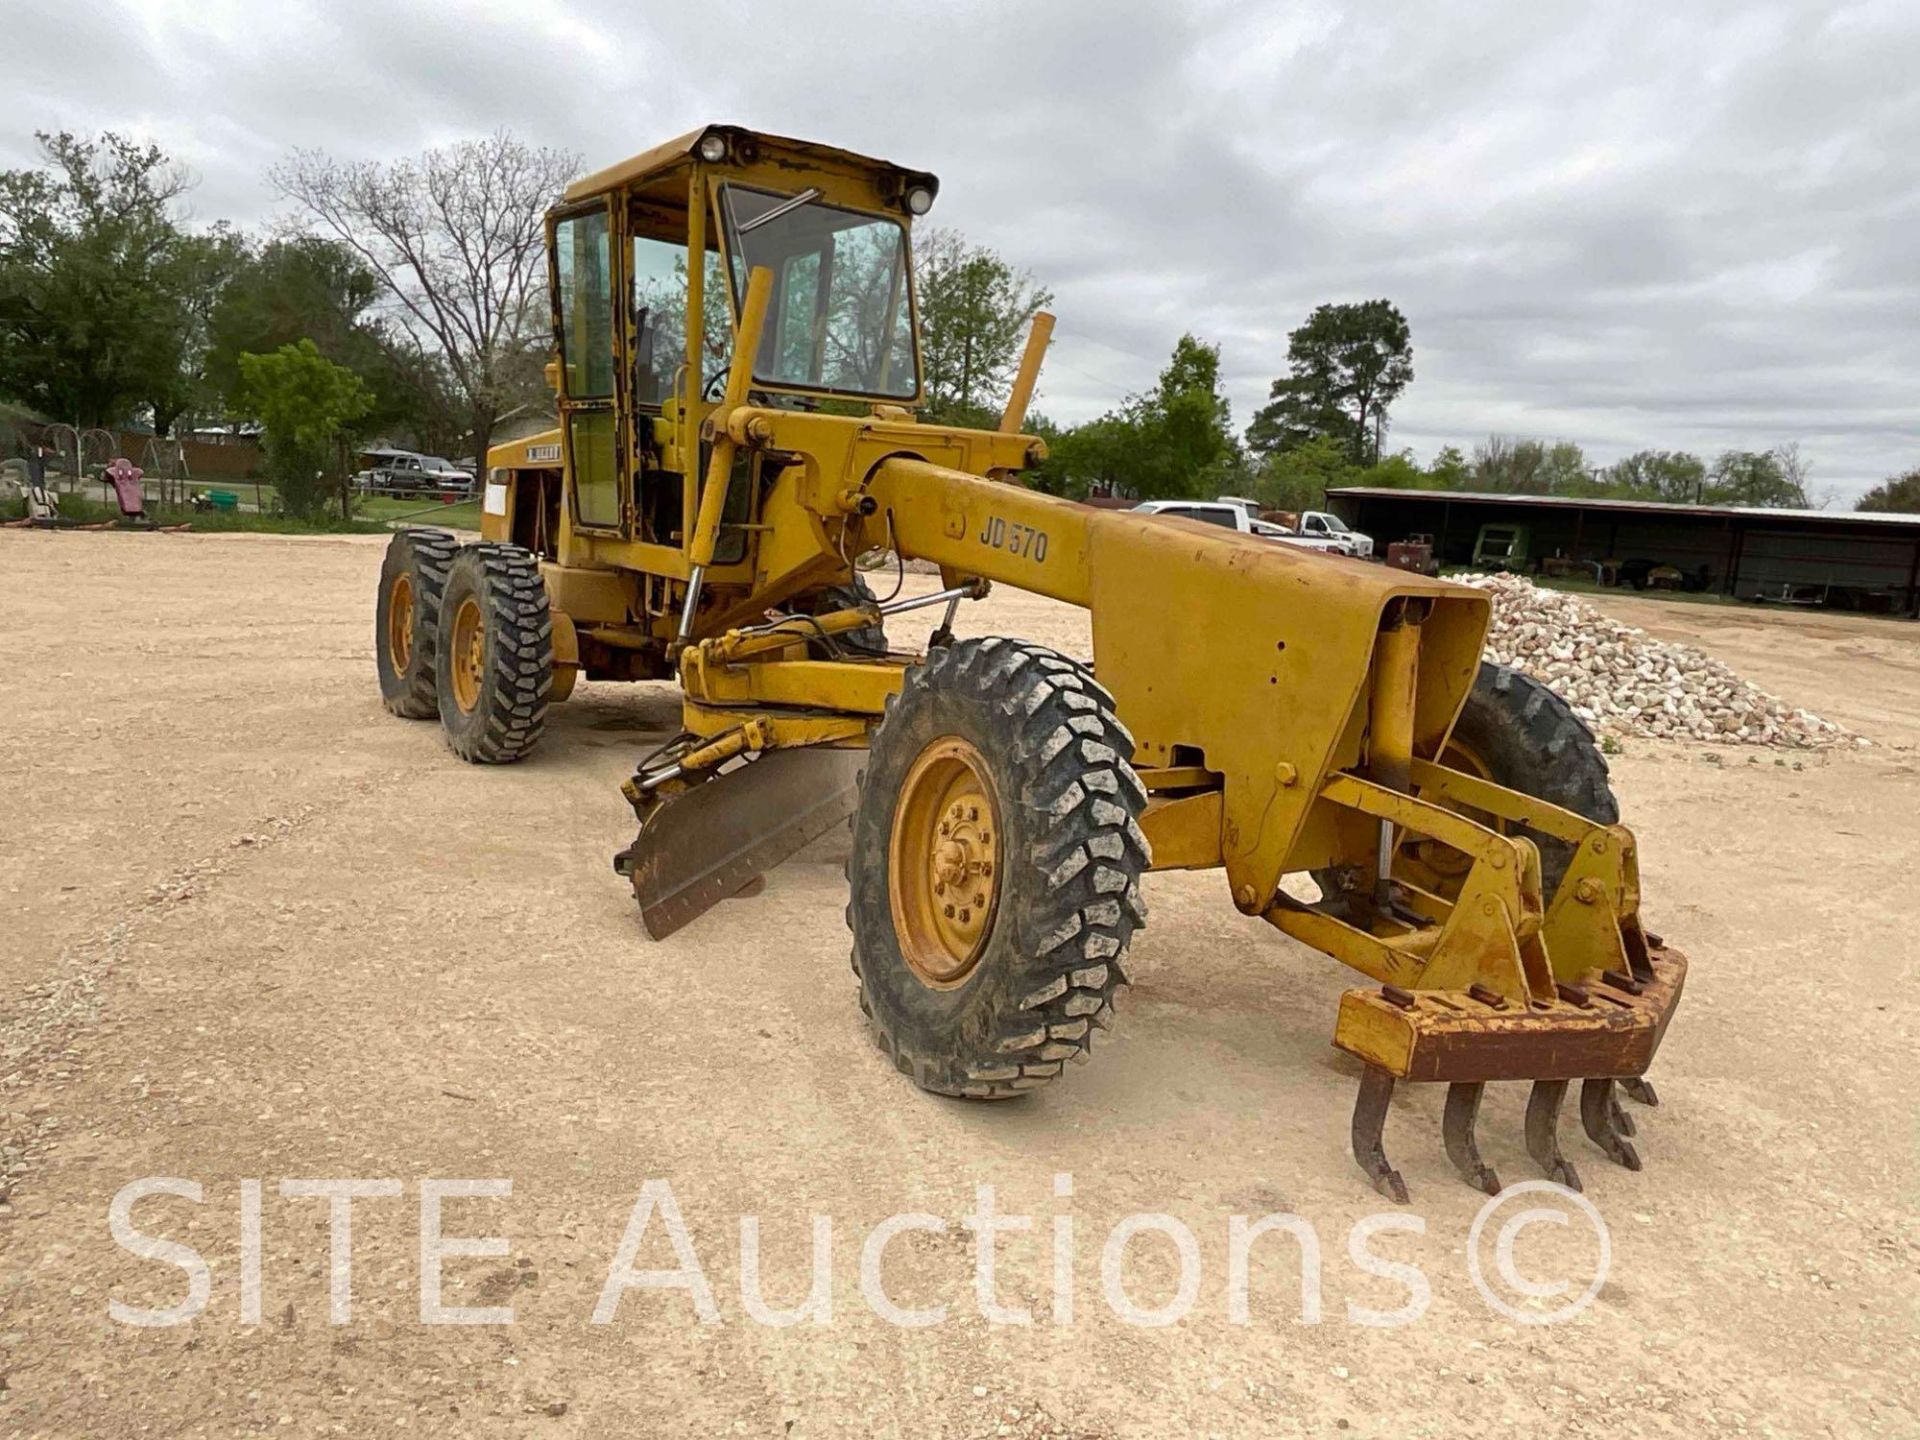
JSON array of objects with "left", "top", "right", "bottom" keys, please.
[{"left": 271, "top": 132, "right": 577, "bottom": 467}]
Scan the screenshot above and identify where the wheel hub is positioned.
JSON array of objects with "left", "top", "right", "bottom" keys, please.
[
  {"left": 889, "top": 737, "right": 1001, "bottom": 987},
  {"left": 388, "top": 572, "right": 414, "bottom": 672},
  {"left": 1412, "top": 739, "right": 1495, "bottom": 883},
  {"left": 449, "top": 595, "right": 485, "bottom": 714}
]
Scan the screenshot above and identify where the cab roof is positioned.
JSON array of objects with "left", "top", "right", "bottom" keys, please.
[{"left": 563, "top": 124, "right": 938, "bottom": 208}]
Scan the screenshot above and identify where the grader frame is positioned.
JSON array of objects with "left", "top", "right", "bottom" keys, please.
[{"left": 434, "top": 125, "right": 1684, "bottom": 1200}]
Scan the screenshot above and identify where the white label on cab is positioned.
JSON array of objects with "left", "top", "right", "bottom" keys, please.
[{"left": 483, "top": 482, "right": 508, "bottom": 517}]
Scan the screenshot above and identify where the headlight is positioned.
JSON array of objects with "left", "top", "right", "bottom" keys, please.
[
  {"left": 905, "top": 185, "right": 935, "bottom": 216},
  {"left": 696, "top": 132, "right": 728, "bottom": 164}
]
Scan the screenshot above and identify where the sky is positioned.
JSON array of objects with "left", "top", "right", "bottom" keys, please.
[{"left": 5, "top": 0, "right": 1916, "bottom": 503}]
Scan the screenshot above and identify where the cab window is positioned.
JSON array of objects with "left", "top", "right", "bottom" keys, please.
[
  {"left": 631, "top": 235, "right": 734, "bottom": 406},
  {"left": 554, "top": 209, "right": 614, "bottom": 400},
  {"left": 719, "top": 184, "right": 918, "bottom": 399},
  {"left": 630, "top": 234, "right": 685, "bottom": 408},
  {"left": 554, "top": 206, "right": 619, "bottom": 529}
]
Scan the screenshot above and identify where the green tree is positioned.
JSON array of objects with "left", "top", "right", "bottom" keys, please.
[
  {"left": 1703, "top": 446, "right": 1810, "bottom": 508},
  {"left": 913, "top": 228, "right": 1053, "bottom": 427},
  {"left": 207, "top": 239, "right": 394, "bottom": 415},
  {"left": 1601, "top": 449, "right": 1708, "bottom": 502},
  {"left": 1467, "top": 436, "right": 1589, "bottom": 494},
  {"left": 1035, "top": 335, "right": 1245, "bottom": 500},
  {"left": 1856, "top": 467, "right": 1920, "bottom": 513},
  {"left": 1247, "top": 300, "right": 1413, "bottom": 464},
  {"left": 1039, "top": 412, "right": 1135, "bottom": 499},
  {"left": 1539, "top": 441, "right": 1594, "bottom": 495},
  {"left": 1426, "top": 444, "right": 1472, "bottom": 489},
  {"left": 1036, "top": 334, "right": 1244, "bottom": 503},
  {"left": 0, "top": 131, "right": 239, "bottom": 432},
  {"left": 1362, "top": 449, "right": 1429, "bottom": 489},
  {"left": 1253, "top": 434, "right": 1357, "bottom": 512},
  {"left": 1471, "top": 435, "right": 1550, "bottom": 493},
  {"left": 1143, "top": 334, "right": 1245, "bottom": 497},
  {"left": 238, "top": 339, "right": 373, "bottom": 517}
]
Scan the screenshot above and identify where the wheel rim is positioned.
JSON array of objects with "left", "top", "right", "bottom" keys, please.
[
  {"left": 388, "top": 572, "right": 415, "bottom": 673},
  {"left": 888, "top": 736, "right": 1001, "bottom": 987},
  {"left": 449, "top": 595, "right": 485, "bottom": 714}
]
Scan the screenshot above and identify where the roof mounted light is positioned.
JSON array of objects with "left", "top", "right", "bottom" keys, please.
[
  {"left": 904, "top": 184, "right": 935, "bottom": 216},
  {"left": 696, "top": 132, "right": 728, "bottom": 164}
]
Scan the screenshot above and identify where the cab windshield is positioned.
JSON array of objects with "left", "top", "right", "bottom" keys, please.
[{"left": 720, "top": 185, "right": 918, "bottom": 400}]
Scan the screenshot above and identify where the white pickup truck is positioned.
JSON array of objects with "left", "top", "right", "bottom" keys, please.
[{"left": 1132, "top": 499, "right": 1374, "bottom": 558}]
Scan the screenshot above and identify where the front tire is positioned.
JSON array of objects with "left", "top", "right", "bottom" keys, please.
[
  {"left": 1447, "top": 662, "right": 1618, "bottom": 896},
  {"left": 1316, "top": 662, "right": 1618, "bottom": 906},
  {"left": 435, "top": 544, "right": 553, "bottom": 764},
  {"left": 848, "top": 638, "right": 1150, "bottom": 1098}
]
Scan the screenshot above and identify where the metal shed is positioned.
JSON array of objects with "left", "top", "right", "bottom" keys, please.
[{"left": 1326, "top": 487, "right": 1920, "bottom": 616}]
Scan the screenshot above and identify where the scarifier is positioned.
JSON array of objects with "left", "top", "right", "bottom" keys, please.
[{"left": 373, "top": 126, "right": 1684, "bottom": 1199}]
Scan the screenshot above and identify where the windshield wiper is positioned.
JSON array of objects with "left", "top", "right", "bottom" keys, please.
[{"left": 737, "top": 187, "right": 822, "bottom": 234}]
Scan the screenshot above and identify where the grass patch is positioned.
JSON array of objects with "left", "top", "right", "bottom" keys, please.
[
  {"left": 167, "top": 507, "right": 393, "bottom": 535},
  {"left": 4, "top": 481, "right": 481, "bottom": 534},
  {"left": 354, "top": 495, "right": 483, "bottom": 530}
]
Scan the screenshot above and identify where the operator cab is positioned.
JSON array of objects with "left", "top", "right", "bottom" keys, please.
[{"left": 539, "top": 125, "right": 937, "bottom": 561}]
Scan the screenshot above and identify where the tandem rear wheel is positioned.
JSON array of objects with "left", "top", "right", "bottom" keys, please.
[
  {"left": 373, "top": 531, "right": 555, "bottom": 763},
  {"left": 434, "top": 543, "right": 555, "bottom": 764}
]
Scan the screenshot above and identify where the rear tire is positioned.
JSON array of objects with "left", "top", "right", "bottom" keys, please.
[
  {"left": 848, "top": 638, "right": 1150, "bottom": 1098},
  {"left": 435, "top": 544, "right": 553, "bottom": 764},
  {"left": 376, "top": 528, "right": 457, "bottom": 719}
]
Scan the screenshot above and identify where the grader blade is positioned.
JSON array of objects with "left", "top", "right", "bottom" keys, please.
[{"left": 616, "top": 749, "right": 864, "bottom": 940}]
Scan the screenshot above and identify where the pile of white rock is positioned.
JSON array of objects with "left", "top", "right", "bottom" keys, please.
[{"left": 1453, "top": 572, "right": 1852, "bottom": 749}]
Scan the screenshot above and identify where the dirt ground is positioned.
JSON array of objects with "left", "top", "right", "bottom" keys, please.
[{"left": 0, "top": 529, "right": 1914, "bottom": 1438}]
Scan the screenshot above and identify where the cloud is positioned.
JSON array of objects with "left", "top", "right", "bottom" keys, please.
[{"left": 4, "top": 0, "right": 1914, "bottom": 499}]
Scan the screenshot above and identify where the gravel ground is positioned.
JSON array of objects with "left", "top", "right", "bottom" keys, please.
[{"left": 0, "top": 529, "right": 1915, "bottom": 1437}]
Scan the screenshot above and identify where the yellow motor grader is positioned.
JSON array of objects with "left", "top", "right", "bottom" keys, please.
[{"left": 374, "top": 125, "right": 1683, "bottom": 1200}]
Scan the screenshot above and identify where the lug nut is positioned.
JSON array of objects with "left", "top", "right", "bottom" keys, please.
[
  {"left": 959, "top": 908, "right": 971, "bottom": 923},
  {"left": 943, "top": 903, "right": 955, "bottom": 918},
  {"left": 967, "top": 805, "right": 979, "bottom": 821},
  {"left": 973, "top": 892, "right": 984, "bottom": 906}
]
